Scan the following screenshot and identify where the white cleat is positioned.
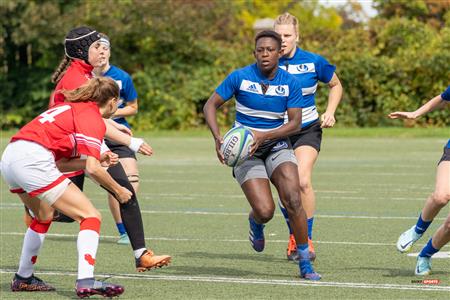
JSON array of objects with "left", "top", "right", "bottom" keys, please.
[
  {"left": 396, "top": 226, "right": 422, "bottom": 253},
  {"left": 415, "top": 256, "right": 431, "bottom": 276}
]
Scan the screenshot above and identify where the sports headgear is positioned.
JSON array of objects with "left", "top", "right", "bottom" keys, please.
[{"left": 64, "top": 26, "right": 101, "bottom": 64}]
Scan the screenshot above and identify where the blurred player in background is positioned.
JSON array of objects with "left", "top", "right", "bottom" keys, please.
[
  {"left": 93, "top": 33, "right": 140, "bottom": 245},
  {"left": 274, "top": 12, "right": 343, "bottom": 261},
  {"left": 390, "top": 85, "right": 450, "bottom": 275}
]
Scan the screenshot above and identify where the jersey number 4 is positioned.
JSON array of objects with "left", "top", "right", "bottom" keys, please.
[{"left": 38, "top": 105, "right": 71, "bottom": 124}]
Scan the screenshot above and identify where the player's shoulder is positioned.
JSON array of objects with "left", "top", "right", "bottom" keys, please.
[
  {"left": 107, "top": 65, "right": 131, "bottom": 79},
  {"left": 296, "top": 48, "right": 325, "bottom": 62}
]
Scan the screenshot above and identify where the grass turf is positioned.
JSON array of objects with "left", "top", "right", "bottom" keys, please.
[{"left": 0, "top": 128, "right": 449, "bottom": 299}]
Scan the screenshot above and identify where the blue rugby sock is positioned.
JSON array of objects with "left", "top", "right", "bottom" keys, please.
[
  {"left": 297, "top": 243, "right": 313, "bottom": 273},
  {"left": 307, "top": 217, "right": 314, "bottom": 239},
  {"left": 419, "top": 239, "right": 439, "bottom": 258},
  {"left": 278, "top": 200, "right": 293, "bottom": 234},
  {"left": 116, "top": 223, "right": 127, "bottom": 235},
  {"left": 414, "top": 213, "right": 432, "bottom": 235}
]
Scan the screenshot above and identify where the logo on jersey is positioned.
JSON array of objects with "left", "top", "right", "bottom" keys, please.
[
  {"left": 297, "top": 64, "right": 309, "bottom": 72},
  {"left": 247, "top": 83, "right": 259, "bottom": 93},
  {"left": 275, "top": 86, "right": 285, "bottom": 95}
]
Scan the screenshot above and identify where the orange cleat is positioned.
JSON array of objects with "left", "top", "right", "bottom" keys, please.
[
  {"left": 286, "top": 234, "right": 298, "bottom": 261},
  {"left": 135, "top": 250, "right": 171, "bottom": 272}
]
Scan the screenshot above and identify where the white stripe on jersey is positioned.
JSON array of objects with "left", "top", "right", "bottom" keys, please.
[
  {"left": 283, "top": 105, "right": 319, "bottom": 125},
  {"left": 236, "top": 101, "right": 285, "bottom": 120},
  {"left": 74, "top": 133, "right": 101, "bottom": 149},
  {"left": 234, "top": 121, "right": 283, "bottom": 132},
  {"left": 280, "top": 63, "right": 315, "bottom": 74},
  {"left": 302, "top": 83, "right": 318, "bottom": 96},
  {"left": 239, "top": 80, "right": 289, "bottom": 96}
]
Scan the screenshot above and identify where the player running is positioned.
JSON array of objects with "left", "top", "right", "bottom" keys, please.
[
  {"left": 204, "top": 30, "right": 321, "bottom": 280},
  {"left": 390, "top": 85, "right": 450, "bottom": 275},
  {"left": 274, "top": 12, "right": 343, "bottom": 262},
  {"left": 1, "top": 78, "right": 127, "bottom": 298}
]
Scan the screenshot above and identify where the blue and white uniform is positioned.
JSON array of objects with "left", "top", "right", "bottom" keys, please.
[
  {"left": 279, "top": 47, "right": 335, "bottom": 128},
  {"left": 440, "top": 85, "right": 450, "bottom": 149},
  {"left": 104, "top": 65, "right": 138, "bottom": 129},
  {"left": 215, "top": 63, "right": 306, "bottom": 184},
  {"left": 103, "top": 65, "right": 138, "bottom": 159},
  {"left": 216, "top": 63, "right": 305, "bottom": 132}
]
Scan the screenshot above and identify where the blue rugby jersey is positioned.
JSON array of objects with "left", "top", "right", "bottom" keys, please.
[
  {"left": 441, "top": 85, "right": 450, "bottom": 148},
  {"left": 279, "top": 47, "right": 336, "bottom": 127},
  {"left": 103, "top": 65, "right": 138, "bottom": 128},
  {"left": 216, "top": 63, "right": 306, "bottom": 131}
]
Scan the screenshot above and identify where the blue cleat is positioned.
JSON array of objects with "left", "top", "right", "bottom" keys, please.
[
  {"left": 117, "top": 233, "right": 130, "bottom": 245},
  {"left": 299, "top": 259, "right": 321, "bottom": 280},
  {"left": 397, "top": 226, "right": 422, "bottom": 253},
  {"left": 415, "top": 256, "right": 432, "bottom": 276},
  {"left": 248, "top": 215, "right": 265, "bottom": 252}
]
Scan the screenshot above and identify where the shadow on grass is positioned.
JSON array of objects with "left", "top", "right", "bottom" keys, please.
[{"left": 182, "top": 251, "right": 286, "bottom": 263}]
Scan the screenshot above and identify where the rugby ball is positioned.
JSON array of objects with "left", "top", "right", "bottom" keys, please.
[{"left": 220, "top": 126, "right": 254, "bottom": 167}]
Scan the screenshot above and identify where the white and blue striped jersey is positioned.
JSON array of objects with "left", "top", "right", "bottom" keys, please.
[
  {"left": 441, "top": 85, "right": 450, "bottom": 148},
  {"left": 216, "top": 63, "right": 306, "bottom": 132},
  {"left": 279, "top": 47, "right": 336, "bottom": 127}
]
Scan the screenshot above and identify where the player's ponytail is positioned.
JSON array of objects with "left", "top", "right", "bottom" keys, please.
[
  {"left": 62, "top": 77, "right": 119, "bottom": 107},
  {"left": 51, "top": 56, "right": 71, "bottom": 84}
]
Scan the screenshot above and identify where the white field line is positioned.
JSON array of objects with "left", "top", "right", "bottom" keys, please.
[
  {"left": 0, "top": 269, "right": 448, "bottom": 292},
  {"left": 0, "top": 203, "right": 445, "bottom": 221},
  {"left": 1, "top": 232, "right": 449, "bottom": 249}
]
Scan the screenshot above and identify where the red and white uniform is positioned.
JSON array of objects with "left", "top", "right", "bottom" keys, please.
[
  {"left": 49, "top": 59, "right": 94, "bottom": 177},
  {"left": 1, "top": 102, "right": 105, "bottom": 203},
  {"left": 50, "top": 59, "right": 93, "bottom": 107}
]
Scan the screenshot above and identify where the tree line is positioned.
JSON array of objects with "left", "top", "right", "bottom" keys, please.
[{"left": 1, "top": 0, "right": 449, "bottom": 129}]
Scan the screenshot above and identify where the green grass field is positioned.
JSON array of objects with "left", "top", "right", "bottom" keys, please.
[{"left": 1, "top": 128, "right": 449, "bottom": 299}]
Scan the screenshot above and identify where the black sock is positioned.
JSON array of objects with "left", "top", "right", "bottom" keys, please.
[{"left": 107, "top": 163, "right": 146, "bottom": 250}]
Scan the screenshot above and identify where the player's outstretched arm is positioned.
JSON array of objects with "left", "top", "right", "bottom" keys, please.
[{"left": 389, "top": 94, "right": 444, "bottom": 120}]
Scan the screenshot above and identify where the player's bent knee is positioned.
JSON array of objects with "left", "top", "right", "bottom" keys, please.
[
  {"left": 254, "top": 208, "right": 274, "bottom": 223},
  {"left": 432, "top": 192, "right": 450, "bottom": 207},
  {"left": 298, "top": 179, "right": 313, "bottom": 193}
]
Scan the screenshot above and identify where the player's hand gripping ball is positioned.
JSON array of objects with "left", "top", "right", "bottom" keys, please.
[{"left": 220, "top": 126, "right": 254, "bottom": 167}]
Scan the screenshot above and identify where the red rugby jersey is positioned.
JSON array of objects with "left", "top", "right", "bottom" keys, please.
[
  {"left": 11, "top": 102, "right": 105, "bottom": 161},
  {"left": 49, "top": 59, "right": 93, "bottom": 107}
]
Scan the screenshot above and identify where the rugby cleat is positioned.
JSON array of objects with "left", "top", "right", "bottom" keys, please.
[
  {"left": 286, "top": 234, "right": 299, "bottom": 261},
  {"left": 75, "top": 277, "right": 124, "bottom": 298},
  {"left": 396, "top": 226, "right": 422, "bottom": 253},
  {"left": 415, "top": 256, "right": 432, "bottom": 276},
  {"left": 11, "top": 273, "right": 55, "bottom": 292},
  {"left": 117, "top": 233, "right": 130, "bottom": 245},
  {"left": 248, "top": 215, "right": 265, "bottom": 252},
  {"left": 299, "top": 260, "right": 322, "bottom": 281},
  {"left": 135, "top": 249, "right": 171, "bottom": 272},
  {"left": 287, "top": 236, "right": 316, "bottom": 262}
]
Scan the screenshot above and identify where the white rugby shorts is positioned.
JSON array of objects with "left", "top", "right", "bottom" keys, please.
[{"left": 1, "top": 140, "right": 70, "bottom": 205}]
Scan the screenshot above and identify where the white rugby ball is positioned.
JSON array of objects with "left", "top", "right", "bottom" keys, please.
[{"left": 220, "top": 126, "right": 254, "bottom": 167}]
